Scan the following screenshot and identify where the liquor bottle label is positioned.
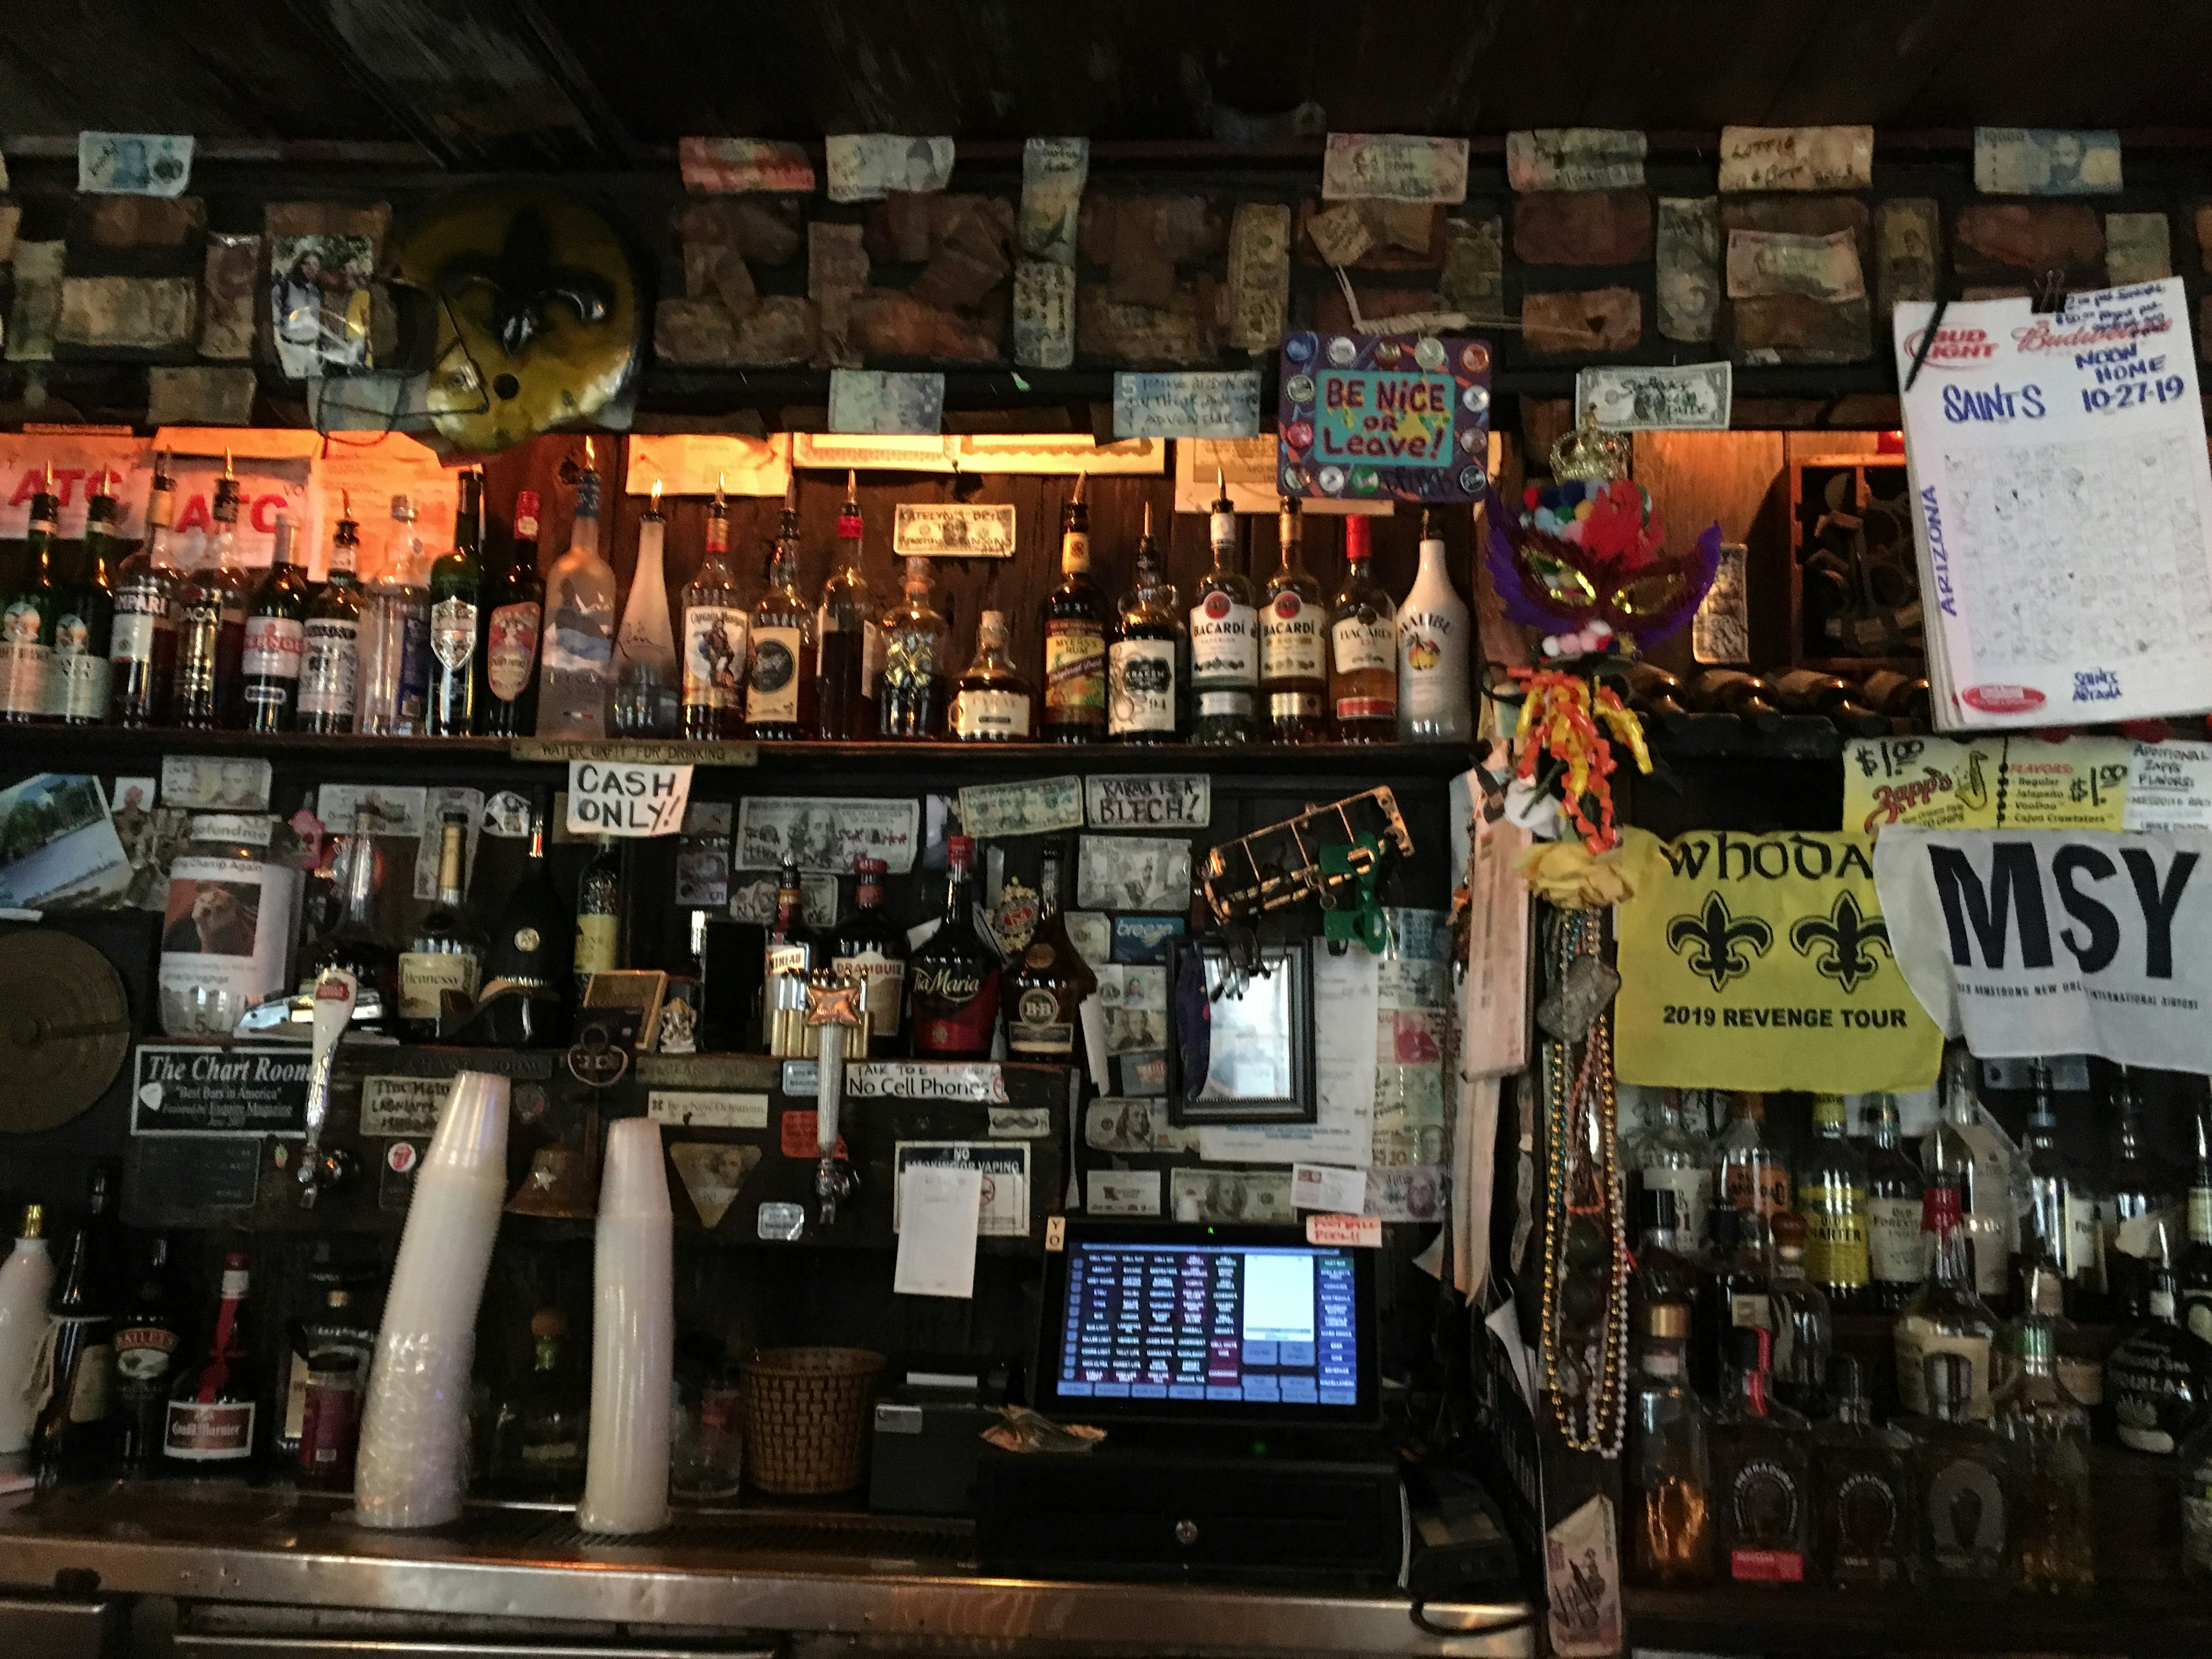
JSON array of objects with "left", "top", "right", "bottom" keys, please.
[
  {"left": 241, "top": 613, "right": 305, "bottom": 681},
  {"left": 297, "top": 619, "right": 361, "bottom": 718},
  {"left": 831, "top": 949, "right": 905, "bottom": 1037},
  {"left": 68, "top": 1343, "right": 114, "bottom": 1422},
  {"left": 0, "top": 633, "right": 49, "bottom": 715},
  {"left": 395, "top": 607, "right": 430, "bottom": 723},
  {"left": 1923, "top": 1456, "right": 2008, "bottom": 1572},
  {"left": 1266, "top": 690, "right": 1324, "bottom": 721},
  {"left": 1399, "top": 606, "right": 1466, "bottom": 717},
  {"left": 747, "top": 624, "right": 804, "bottom": 724},
  {"left": 1798, "top": 1192, "right": 1870, "bottom": 1287},
  {"left": 47, "top": 617, "right": 111, "bottom": 721},
  {"left": 1642, "top": 1166, "right": 1712, "bottom": 1245},
  {"left": 1107, "top": 639, "right": 1177, "bottom": 733},
  {"left": 1331, "top": 615, "right": 1395, "bottom": 675},
  {"left": 2066, "top": 1194, "right": 2101, "bottom": 1282},
  {"left": 1865, "top": 1195, "right": 1923, "bottom": 1282},
  {"left": 1043, "top": 623, "right": 1106, "bottom": 715},
  {"left": 164, "top": 1397, "right": 256, "bottom": 1460},
  {"left": 486, "top": 602, "right": 543, "bottom": 702},
  {"left": 430, "top": 596, "right": 478, "bottom": 670},
  {"left": 114, "top": 1325, "right": 179, "bottom": 1382},
  {"left": 1723, "top": 1161, "right": 1790, "bottom": 1218},
  {"left": 110, "top": 596, "right": 166, "bottom": 669},
  {"left": 952, "top": 687, "right": 1031, "bottom": 738},
  {"left": 1189, "top": 594, "right": 1259, "bottom": 686},
  {"left": 1259, "top": 593, "right": 1324, "bottom": 680},
  {"left": 1061, "top": 530, "right": 1090, "bottom": 572},
  {"left": 1728, "top": 1291, "right": 1771, "bottom": 1330},
  {"left": 1010, "top": 984, "right": 1074, "bottom": 1054},
  {"left": 397, "top": 950, "right": 482, "bottom": 1022},
  {"left": 172, "top": 607, "right": 221, "bottom": 707},
  {"left": 1196, "top": 690, "right": 1253, "bottom": 719},
  {"left": 574, "top": 913, "right": 619, "bottom": 978},
  {"left": 681, "top": 604, "right": 747, "bottom": 709},
  {"left": 1893, "top": 1317, "right": 1989, "bottom": 1418},
  {"left": 910, "top": 960, "right": 1001, "bottom": 1055}
]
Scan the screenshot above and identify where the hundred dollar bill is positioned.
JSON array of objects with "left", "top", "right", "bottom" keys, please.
[
  {"left": 2105, "top": 213, "right": 2172, "bottom": 284},
  {"left": 1170, "top": 1168, "right": 1294, "bottom": 1225},
  {"left": 1505, "top": 128, "right": 1646, "bottom": 192},
  {"left": 1573, "top": 362, "right": 1732, "bottom": 431},
  {"left": 893, "top": 502, "right": 1016, "bottom": 558},
  {"left": 1725, "top": 228, "right": 1866, "bottom": 302},
  {"left": 1973, "top": 128, "right": 2122, "bottom": 196},
  {"left": 955, "top": 776, "right": 1084, "bottom": 839},
  {"left": 1018, "top": 137, "right": 1088, "bottom": 263},
  {"left": 825, "top": 134, "right": 955, "bottom": 203},
  {"left": 78, "top": 132, "right": 192, "bottom": 196},
  {"left": 1717, "top": 125, "right": 1873, "bottom": 192},
  {"left": 677, "top": 137, "right": 815, "bottom": 194},
  {"left": 1366, "top": 1164, "right": 1449, "bottom": 1224},
  {"left": 1085, "top": 1099, "right": 1202, "bottom": 1155},
  {"left": 1321, "top": 133, "right": 1469, "bottom": 204}
]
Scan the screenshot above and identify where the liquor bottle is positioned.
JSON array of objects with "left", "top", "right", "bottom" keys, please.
[
  {"left": 539, "top": 461, "right": 617, "bottom": 738},
  {"left": 30, "top": 1166, "right": 122, "bottom": 1479},
  {"left": 307, "top": 808, "right": 400, "bottom": 1030},
  {"left": 1397, "top": 509, "right": 1472, "bottom": 743},
  {"left": 1767, "top": 668, "right": 1889, "bottom": 737},
  {"left": 490, "top": 1308, "right": 589, "bottom": 1499},
  {"left": 0, "top": 466, "right": 60, "bottom": 722},
  {"left": 240, "top": 512, "right": 309, "bottom": 732},
  {"left": 877, "top": 556, "right": 949, "bottom": 739},
  {"left": 113, "top": 1236, "right": 183, "bottom": 1469},
  {"left": 1812, "top": 1355, "right": 1912, "bottom": 1588},
  {"left": 427, "top": 468, "right": 485, "bottom": 736},
  {"left": 398, "top": 809, "right": 485, "bottom": 1040},
  {"left": 1626, "top": 1300, "right": 1714, "bottom": 1585},
  {"left": 1999, "top": 1262, "right": 2105, "bottom": 1413},
  {"left": 680, "top": 481, "right": 749, "bottom": 741},
  {"left": 1041, "top": 475, "right": 1108, "bottom": 743},
  {"left": 297, "top": 497, "right": 363, "bottom": 734},
  {"left": 1717, "top": 1093, "right": 1789, "bottom": 1224},
  {"left": 2107, "top": 1218, "right": 2212, "bottom": 1454},
  {"left": 0, "top": 1207, "right": 51, "bottom": 1456},
  {"left": 48, "top": 474, "right": 116, "bottom": 725},
  {"left": 276, "top": 1248, "right": 377, "bottom": 1466},
  {"left": 747, "top": 482, "right": 816, "bottom": 740},
  {"left": 1622, "top": 660, "right": 1691, "bottom": 719},
  {"left": 1629, "top": 1188, "right": 1702, "bottom": 1327},
  {"left": 1003, "top": 841, "right": 1096, "bottom": 1059},
  {"left": 1859, "top": 668, "right": 1935, "bottom": 730},
  {"left": 1260, "top": 497, "right": 1327, "bottom": 742},
  {"left": 483, "top": 488, "right": 546, "bottom": 738},
  {"left": 1687, "top": 669, "right": 1782, "bottom": 727},
  {"left": 908, "top": 835, "right": 1001, "bottom": 1059},
  {"left": 1798, "top": 1094, "right": 1872, "bottom": 1312},
  {"left": 2183, "top": 1094, "right": 2212, "bottom": 1342},
  {"left": 1108, "top": 503, "right": 1184, "bottom": 743},
  {"left": 832, "top": 856, "right": 909, "bottom": 1053},
  {"left": 357, "top": 493, "right": 430, "bottom": 736},
  {"left": 1712, "top": 1325, "right": 1812, "bottom": 1584},
  {"left": 1188, "top": 471, "right": 1258, "bottom": 744},
  {"left": 763, "top": 859, "right": 816, "bottom": 1056},
  {"left": 1924, "top": 1045, "right": 2015, "bottom": 1306},
  {"left": 574, "top": 835, "right": 623, "bottom": 999},
  {"left": 1864, "top": 1093, "right": 1926, "bottom": 1313},
  {"left": 1914, "top": 1351, "right": 2014, "bottom": 1583},
  {"left": 111, "top": 456, "right": 181, "bottom": 726},
  {"left": 164, "top": 1249, "right": 260, "bottom": 1469},
  {"left": 1330, "top": 514, "right": 1397, "bottom": 740},
  {"left": 1703, "top": 1206, "right": 1775, "bottom": 1363},
  {"left": 950, "top": 610, "right": 1035, "bottom": 741},
  {"left": 1766, "top": 1213, "right": 1834, "bottom": 1419},
  {"left": 2105, "top": 1065, "right": 2181, "bottom": 1324},
  {"left": 1895, "top": 1177, "right": 2000, "bottom": 1418},
  {"left": 1635, "top": 1091, "right": 1714, "bottom": 1250},
  {"left": 2016, "top": 1059, "right": 2097, "bottom": 1308},
  {"left": 2177, "top": 1406, "right": 2212, "bottom": 1581},
  {"left": 1994, "top": 1319, "right": 2096, "bottom": 1593},
  {"left": 613, "top": 479, "right": 681, "bottom": 737},
  {"left": 815, "top": 473, "right": 878, "bottom": 740},
  {"left": 484, "top": 797, "right": 572, "bottom": 1000}
]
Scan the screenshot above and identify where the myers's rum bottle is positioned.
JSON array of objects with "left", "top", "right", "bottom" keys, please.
[
  {"left": 908, "top": 835, "right": 1001, "bottom": 1059},
  {"left": 1040, "top": 476, "right": 1108, "bottom": 743},
  {"left": 1260, "top": 497, "right": 1327, "bottom": 742}
]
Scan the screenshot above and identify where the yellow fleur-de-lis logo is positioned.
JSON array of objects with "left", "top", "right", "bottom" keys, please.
[
  {"left": 1789, "top": 890, "right": 1892, "bottom": 995},
  {"left": 1665, "top": 892, "right": 1773, "bottom": 991}
]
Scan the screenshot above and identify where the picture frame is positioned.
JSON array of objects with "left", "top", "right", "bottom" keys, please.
[{"left": 1165, "top": 939, "right": 1315, "bottom": 1126}]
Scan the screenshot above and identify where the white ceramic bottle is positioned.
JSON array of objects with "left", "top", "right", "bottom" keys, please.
[
  {"left": 1397, "top": 509, "right": 1473, "bottom": 743},
  {"left": 0, "top": 1207, "right": 55, "bottom": 1453}
]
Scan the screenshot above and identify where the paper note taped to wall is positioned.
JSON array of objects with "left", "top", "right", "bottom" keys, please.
[
  {"left": 566, "top": 761, "right": 692, "bottom": 837},
  {"left": 1112, "top": 371, "right": 1262, "bottom": 438}
]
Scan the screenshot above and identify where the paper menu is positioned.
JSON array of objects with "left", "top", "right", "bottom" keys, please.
[{"left": 1894, "top": 279, "right": 2212, "bottom": 730}]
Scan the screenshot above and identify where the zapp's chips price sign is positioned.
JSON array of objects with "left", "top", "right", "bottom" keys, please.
[{"left": 1277, "top": 331, "right": 1491, "bottom": 505}]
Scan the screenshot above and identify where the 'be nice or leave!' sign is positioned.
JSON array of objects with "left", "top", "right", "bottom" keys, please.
[
  {"left": 566, "top": 760, "right": 694, "bottom": 836},
  {"left": 1277, "top": 329, "right": 1491, "bottom": 505}
]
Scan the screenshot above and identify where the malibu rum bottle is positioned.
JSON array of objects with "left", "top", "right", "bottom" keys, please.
[
  {"left": 1188, "top": 470, "right": 1257, "bottom": 744},
  {"left": 1328, "top": 514, "right": 1397, "bottom": 740},
  {"left": 680, "top": 481, "right": 748, "bottom": 740},
  {"left": 110, "top": 456, "right": 181, "bottom": 726},
  {"left": 1398, "top": 509, "right": 1472, "bottom": 741},
  {"left": 1041, "top": 475, "right": 1108, "bottom": 743},
  {"left": 1260, "top": 497, "right": 1326, "bottom": 741},
  {"left": 747, "top": 483, "right": 816, "bottom": 739},
  {"left": 1108, "top": 503, "right": 1184, "bottom": 743}
]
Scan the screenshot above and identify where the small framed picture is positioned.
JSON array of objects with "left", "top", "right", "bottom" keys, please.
[
  {"left": 581, "top": 970, "right": 669, "bottom": 1054},
  {"left": 1165, "top": 939, "right": 1314, "bottom": 1126}
]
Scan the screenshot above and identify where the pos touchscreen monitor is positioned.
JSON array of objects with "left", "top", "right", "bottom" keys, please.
[{"left": 1036, "top": 1222, "right": 1380, "bottom": 1426}]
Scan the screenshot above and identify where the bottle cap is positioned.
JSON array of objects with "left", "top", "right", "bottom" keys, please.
[
  {"left": 1640, "top": 1302, "right": 1690, "bottom": 1339},
  {"left": 600, "top": 1117, "right": 672, "bottom": 1222},
  {"left": 1925, "top": 1350, "right": 1972, "bottom": 1411},
  {"left": 18, "top": 1204, "right": 41, "bottom": 1240},
  {"left": 1344, "top": 515, "right": 1371, "bottom": 560},
  {"left": 948, "top": 835, "right": 975, "bottom": 867},
  {"left": 516, "top": 490, "right": 540, "bottom": 520},
  {"left": 854, "top": 856, "right": 887, "bottom": 877},
  {"left": 1770, "top": 1209, "right": 1806, "bottom": 1257}
]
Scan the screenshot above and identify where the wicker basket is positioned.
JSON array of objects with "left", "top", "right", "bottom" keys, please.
[{"left": 737, "top": 1346, "right": 886, "bottom": 1494}]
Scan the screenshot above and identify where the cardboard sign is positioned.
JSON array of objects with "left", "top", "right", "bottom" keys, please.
[
  {"left": 565, "top": 760, "right": 692, "bottom": 837},
  {"left": 132, "top": 1046, "right": 310, "bottom": 1137},
  {"left": 1278, "top": 331, "right": 1490, "bottom": 504}
]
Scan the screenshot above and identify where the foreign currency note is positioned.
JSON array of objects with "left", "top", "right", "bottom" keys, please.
[
  {"left": 1086, "top": 1170, "right": 1162, "bottom": 1217},
  {"left": 1573, "top": 363, "right": 1732, "bottom": 431},
  {"left": 1321, "top": 134, "right": 1469, "bottom": 204},
  {"left": 893, "top": 502, "right": 1016, "bottom": 558},
  {"left": 828, "top": 369, "right": 945, "bottom": 435},
  {"left": 1874, "top": 198, "right": 1940, "bottom": 319},
  {"left": 78, "top": 132, "right": 192, "bottom": 196},
  {"left": 1224, "top": 202, "right": 1291, "bottom": 350},
  {"left": 1170, "top": 1168, "right": 1294, "bottom": 1224},
  {"left": 677, "top": 137, "right": 815, "bottom": 194},
  {"left": 1717, "top": 125, "right": 1873, "bottom": 192},
  {"left": 1366, "top": 1164, "right": 1449, "bottom": 1222},
  {"left": 2105, "top": 213, "right": 2173, "bottom": 284},
  {"left": 1018, "top": 137, "right": 1088, "bottom": 263},
  {"left": 1440, "top": 215, "right": 1506, "bottom": 325},
  {"left": 825, "top": 134, "right": 955, "bottom": 203},
  {"left": 1974, "top": 128, "right": 2122, "bottom": 196},
  {"left": 1505, "top": 129, "right": 1646, "bottom": 192},
  {"left": 1725, "top": 228, "right": 1866, "bottom": 302}
]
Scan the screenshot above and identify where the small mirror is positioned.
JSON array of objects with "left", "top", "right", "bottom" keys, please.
[{"left": 1166, "top": 939, "right": 1315, "bottom": 1126}]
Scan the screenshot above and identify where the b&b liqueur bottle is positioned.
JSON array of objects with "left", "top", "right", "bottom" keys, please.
[
  {"left": 1004, "top": 842, "right": 1096, "bottom": 1059},
  {"left": 908, "top": 835, "right": 1001, "bottom": 1059},
  {"left": 1108, "top": 504, "right": 1184, "bottom": 743},
  {"left": 1260, "top": 496, "right": 1327, "bottom": 741},
  {"left": 1188, "top": 471, "right": 1258, "bottom": 743},
  {"left": 1041, "top": 475, "right": 1109, "bottom": 743}
]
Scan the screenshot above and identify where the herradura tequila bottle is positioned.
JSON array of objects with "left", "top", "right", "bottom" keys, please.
[
  {"left": 1812, "top": 1355, "right": 1912, "bottom": 1588},
  {"left": 1713, "top": 1326, "right": 1812, "bottom": 1585}
]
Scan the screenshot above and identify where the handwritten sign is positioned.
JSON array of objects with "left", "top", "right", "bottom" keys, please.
[
  {"left": 1112, "top": 371, "right": 1262, "bottom": 439},
  {"left": 1086, "top": 773, "right": 1210, "bottom": 828},
  {"left": 1279, "top": 331, "right": 1490, "bottom": 503},
  {"left": 565, "top": 760, "right": 692, "bottom": 837},
  {"left": 1718, "top": 126, "right": 1874, "bottom": 192},
  {"left": 1321, "top": 134, "right": 1469, "bottom": 204},
  {"left": 2127, "top": 740, "right": 2212, "bottom": 830},
  {"left": 1305, "top": 1212, "right": 1384, "bottom": 1248}
]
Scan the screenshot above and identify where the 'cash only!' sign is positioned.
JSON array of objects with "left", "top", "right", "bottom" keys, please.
[{"left": 1613, "top": 827, "right": 1942, "bottom": 1092}]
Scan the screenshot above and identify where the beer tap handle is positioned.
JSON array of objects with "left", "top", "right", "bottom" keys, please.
[{"left": 298, "top": 967, "right": 358, "bottom": 1209}]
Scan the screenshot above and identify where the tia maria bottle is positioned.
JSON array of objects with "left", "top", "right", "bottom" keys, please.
[{"left": 908, "top": 835, "right": 1001, "bottom": 1059}]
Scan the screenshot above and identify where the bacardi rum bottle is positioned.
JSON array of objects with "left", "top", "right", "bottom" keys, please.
[
  {"left": 1040, "top": 476, "right": 1108, "bottom": 743},
  {"left": 1188, "top": 471, "right": 1257, "bottom": 744},
  {"left": 1260, "top": 497, "right": 1326, "bottom": 742}
]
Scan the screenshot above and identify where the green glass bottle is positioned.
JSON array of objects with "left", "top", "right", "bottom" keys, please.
[
  {"left": 0, "top": 466, "right": 60, "bottom": 722},
  {"left": 427, "top": 468, "right": 484, "bottom": 736}
]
